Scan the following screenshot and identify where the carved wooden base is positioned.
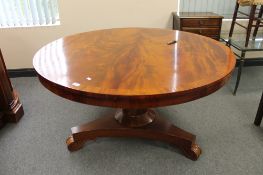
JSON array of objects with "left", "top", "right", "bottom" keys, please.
[
  {"left": 66, "top": 109, "right": 201, "bottom": 161},
  {"left": 3, "top": 91, "right": 24, "bottom": 123},
  {"left": 1, "top": 49, "right": 24, "bottom": 128},
  {"left": 66, "top": 135, "right": 85, "bottom": 151},
  {"left": 115, "top": 109, "right": 155, "bottom": 127}
]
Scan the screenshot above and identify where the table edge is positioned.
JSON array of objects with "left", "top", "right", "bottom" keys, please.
[{"left": 36, "top": 65, "right": 235, "bottom": 109}]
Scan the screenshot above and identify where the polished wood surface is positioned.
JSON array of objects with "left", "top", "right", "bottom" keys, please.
[
  {"left": 33, "top": 28, "right": 235, "bottom": 109},
  {"left": 33, "top": 28, "right": 235, "bottom": 160},
  {"left": 0, "top": 49, "right": 24, "bottom": 128},
  {"left": 173, "top": 12, "right": 223, "bottom": 40},
  {"left": 114, "top": 109, "right": 155, "bottom": 127}
]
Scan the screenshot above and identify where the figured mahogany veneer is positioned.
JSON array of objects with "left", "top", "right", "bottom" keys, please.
[
  {"left": 34, "top": 28, "right": 235, "bottom": 109},
  {"left": 33, "top": 28, "right": 235, "bottom": 160}
]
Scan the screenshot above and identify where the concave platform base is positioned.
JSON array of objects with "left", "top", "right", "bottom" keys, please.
[{"left": 66, "top": 109, "right": 201, "bottom": 161}]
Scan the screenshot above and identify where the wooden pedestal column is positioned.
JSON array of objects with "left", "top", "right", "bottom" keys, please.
[
  {"left": 0, "top": 49, "right": 24, "bottom": 128},
  {"left": 0, "top": 112, "right": 4, "bottom": 128}
]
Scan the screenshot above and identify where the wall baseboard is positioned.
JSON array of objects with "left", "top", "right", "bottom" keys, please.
[{"left": 8, "top": 68, "right": 37, "bottom": 78}]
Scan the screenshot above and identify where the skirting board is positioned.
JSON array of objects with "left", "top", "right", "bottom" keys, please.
[
  {"left": 7, "top": 61, "right": 263, "bottom": 78},
  {"left": 8, "top": 68, "right": 37, "bottom": 78}
]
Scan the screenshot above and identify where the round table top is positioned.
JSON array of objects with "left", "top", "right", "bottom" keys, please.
[{"left": 33, "top": 28, "right": 236, "bottom": 108}]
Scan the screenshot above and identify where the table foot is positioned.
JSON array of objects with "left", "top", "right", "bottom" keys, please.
[
  {"left": 67, "top": 109, "right": 201, "bottom": 160},
  {"left": 181, "top": 143, "right": 202, "bottom": 161},
  {"left": 66, "top": 135, "right": 85, "bottom": 152}
]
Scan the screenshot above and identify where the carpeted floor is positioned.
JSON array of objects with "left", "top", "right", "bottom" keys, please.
[{"left": 0, "top": 66, "right": 263, "bottom": 175}]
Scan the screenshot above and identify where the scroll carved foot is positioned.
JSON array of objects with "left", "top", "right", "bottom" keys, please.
[
  {"left": 66, "top": 135, "right": 85, "bottom": 152},
  {"left": 182, "top": 143, "right": 202, "bottom": 161}
]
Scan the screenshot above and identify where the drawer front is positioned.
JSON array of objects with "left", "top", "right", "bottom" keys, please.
[
  {"left": 182, "top": 28, "right": 220, "bottom": 36},
  {"left": 181, "top": 18, "right": 221, "bottom": 28}
]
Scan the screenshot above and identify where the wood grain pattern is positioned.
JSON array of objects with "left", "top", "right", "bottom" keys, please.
[{"left": 33, "top": 28, "right": 235, "bottom": 109}]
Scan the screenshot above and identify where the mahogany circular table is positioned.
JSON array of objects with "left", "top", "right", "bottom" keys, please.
[{"left": 33, "top": 28, "right": 236, "bottom": 160}]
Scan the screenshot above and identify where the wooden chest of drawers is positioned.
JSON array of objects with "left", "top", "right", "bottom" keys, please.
[{"left": 172, "top": 12, "right": 223, "bottom": 40}]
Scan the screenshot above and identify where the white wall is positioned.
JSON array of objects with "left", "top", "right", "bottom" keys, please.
[{"left": 0, "top": 0, "right": 177, "bottom": 69}]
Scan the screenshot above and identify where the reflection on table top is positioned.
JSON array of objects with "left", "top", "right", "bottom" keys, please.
[{"left": 33, "top": 28, "right": 235, "bottom": 97}]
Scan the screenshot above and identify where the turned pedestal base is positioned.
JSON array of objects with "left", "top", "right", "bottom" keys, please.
[{"left": 66, "top": 109, "right": 201, "bottom": 161}]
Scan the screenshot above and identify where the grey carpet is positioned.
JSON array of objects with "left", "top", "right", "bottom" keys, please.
[{"left": 0, "top": 66, "right": 263, "bottom": 175}]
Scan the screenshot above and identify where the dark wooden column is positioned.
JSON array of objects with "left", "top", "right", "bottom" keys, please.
[
  {"left": 0, "top": 112, "right": 4, "bottom": 128},
  {"left": 254, "top": 92, "right": 263, "bottom": 126},
  {"left": 0, "top": 49, "right": 24, "bottom": 128}
]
